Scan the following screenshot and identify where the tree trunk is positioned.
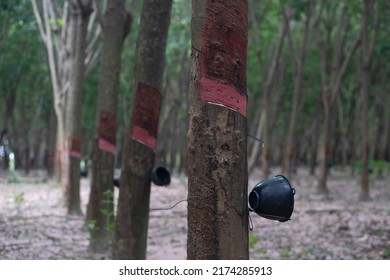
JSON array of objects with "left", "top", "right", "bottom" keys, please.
[
  {"left": 379, "top": 92, "right": 390, "bottom": 162},
  {"left": 32, "top": 0, "right": 100, "bottom": 190},
  {"left": 247, "top": 5, "right": 286, "bottom": 176},
  {"left": 113, "top": 0, "right": 172, "bottom": 260},
  {"left": 87, "top": 0, "right": 129, "bottom": 252},
  {"left": 315, "top": 0, "right": 361, "bottom": 194},
  {"left": 317, "top": 94, "right": 331, "bottom": 195},
  {"left": 260, "top": 21, "right": 286, "bottom": 180},
  {"left": 65, "top": 1, "right": 92, "bottom": 215},
  {"left": 282, "top": 3, "right": 311, "bottom": 177},
  {"left": 359, "top": 0, "right": 379, "bottom": 201},
  {"left": 187, "top": 0, "right": 249, "bottom": 260}
]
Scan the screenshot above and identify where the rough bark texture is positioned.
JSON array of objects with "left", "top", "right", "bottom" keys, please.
[
  {"left": 87, "top": 0, "right": 128, "bottom": 252},
  {"left": 187, "top": 0, "right": 249, "bottom": 260},
  {"left": 65, "top": 1, "right": 92, "bottom": 215},
  {"left": 113, "top": 0, "right": 172, "bottom": 260}
]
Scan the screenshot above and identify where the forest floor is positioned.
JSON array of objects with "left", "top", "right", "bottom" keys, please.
[{"left": 0, "top": 167, "right": 389, "bottom": 260}]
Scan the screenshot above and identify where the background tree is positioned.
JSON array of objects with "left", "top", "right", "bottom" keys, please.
[
  {"left": 31, "top": 0, "right": 100, "bottom": 177},
  {"left": 282, "top": 1, "right": 313, "bottom": 177},
  {"left": 113, "top": 0, "right": 172, "bottom": 260},
  {"left": 359, "top": 0, "right": 379, "bottom": 201},
  {"left": 187, "top": 0, "right": 249, "bottom": 259},
  {"left": 247, "top": 1, "right": 287, "bottom": 179},
  {"left": 65, "top": 0, "right": 93, "bottom": 215},
  {"left": 1, "top": 0, "right": 51, "bottom": 173},
  {"left": 315, "top": 0, "right": 361, "bottom": 194},
  {"left": 31, "top": 0, "right": 100, "bottom": 213},
  {"left": 87, "top": 0, "right": 131, "bottom": 252}
]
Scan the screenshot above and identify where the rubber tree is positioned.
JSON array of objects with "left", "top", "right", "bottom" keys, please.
[
  {"left": 315, "top": 0, "right": 361, "bottom": 194},
  {"left": 87, "top": 0, "right": 132, "bottom": 252},
  {"left": 31, "top": 0, "right": 100, "bottom": 212},
  {"left": 282, "top": 2, "right": 313, "bottom": 177},
  {"left": 65, "top": 0, "right": 93, "bottom": 215},
  {"left": 359, "top": 0, "right": 379, "bottom": 201},
  {"left": 113, "top": 0, "right": 172, "bottom": 260},
  {"left": 187, "top": 0, "right": 249, "bottom": 259}
]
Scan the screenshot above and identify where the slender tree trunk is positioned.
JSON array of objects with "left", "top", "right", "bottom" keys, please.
[
  {"left": 359, "top": 0, "right": 379, "bottom": 201},
  {"left": 282, "top": 3, "right": 311, "bottom": 177},
  {"left": 315, "top": 0, "right": 361, "bottom": 194},
  {"left": 113, "top": 0, "right": 172, "bottom": 260},
  {"left": 309, "top": 125, "right": 319, "bottom": 175},
  {"left": 248, "top": 6, "right": 286, "bottom": 176},
  {"left": 317, "top": 94, "right": 331, "bottom": 195},
  {"left": 64, "top": 1, "right": 92, "bottom": 215},
  {"left": 32, "top": 0, "right": 100, "bottom": 190},
  {"left": 259, "top": 23, "right": 286, "bottom": 180},
  {"left": 379, "top": 92, "right": 390, "bottom": 162},
  {"left": 47, "top": 107, "right": 57, "bottom": 176},
  {"left": 187, "top": 0, "right": 249, "bottom": 260},
  {"left": 87, "top": 0, "right": 129, "bottom": 252}
]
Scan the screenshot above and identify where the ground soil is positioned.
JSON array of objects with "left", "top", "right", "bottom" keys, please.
[{"left": 0, "top": 167, "right": 389, "bottom": 260}]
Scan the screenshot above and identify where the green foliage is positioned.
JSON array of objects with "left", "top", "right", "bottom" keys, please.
[
  {"left": 12, "top": 192, "right": 25, "bottom": 204},
  {"left": 353, "top": 160, "right": 390, "bottom": 172},
  {"left": 0, "top": 0, "right": 51, "bottom": 170},
  {"left": 280, "top": 248, "right": 295, "bottom": 259},
  {"left": 255, "top": 248, "right": 267, "bottom": 254},
  {"left": 7, "top": 171, "right": 22, "bottom": 184},
  {"left": 385, "top": 248, "right": 390, "bottom": 259},
  {"left": 249, "top": 233, "right": 258, "bottom": 249},
  {"left": 86, "top": 219, "right": 97, "bottom": 232}
]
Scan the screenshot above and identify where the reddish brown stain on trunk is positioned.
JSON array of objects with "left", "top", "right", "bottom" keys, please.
[
  {"left": 200, "top": 0, "right": 248, "bottom": 116},
  {"left": 130, "top": 82, "right": 161, "bottom": 150},
  {"left": 69, "top": 136, "right": 81, "bottom": 159},
  {"left": 199, "top": 77, "right": 246, "bottom": 115},
  {"left": 97, "top": 110, "right": 117, "bottom": 155}
]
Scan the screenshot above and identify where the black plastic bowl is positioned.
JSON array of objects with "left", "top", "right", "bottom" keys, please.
[
  {"left": 150, "top": 166, "right": 171, "bottom": 186},
  {"left": 249, "top": 175, "right": 295, "bottom": 222}
]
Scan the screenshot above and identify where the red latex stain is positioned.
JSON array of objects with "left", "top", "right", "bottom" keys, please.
[
  {"left": 131, "top": 126, "right": 157, "bottom": 150},
  {"left": 200, "top": 77, "right": 246, "bottom": 116},
  {"left": 199, "top": 0, "right": 248, "bottom": 116},
  {"left": 130, "top": 82, "right": 161, "bottom": 150},
  {"left": 98, "top": 139, "right": 116, "bottom": 155},
  {"left": 97, "top": 110, "right": 117, "bottom": 155},
  {"left": 69, "top": 136, "right": 81, "bottom": 159}
]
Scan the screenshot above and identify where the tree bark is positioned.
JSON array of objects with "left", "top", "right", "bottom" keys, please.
[
  {"left": 113, "top": 0, "right": 172, "bottom": 260},
  {"left": 64, "top": 0, "right": 93, "bottom": 215},
  {"left": 87, "top": 0, "right": 129, "bottom": 252},
  {"left": 187, "top": 0, "right": 249, "bottom": 260}
]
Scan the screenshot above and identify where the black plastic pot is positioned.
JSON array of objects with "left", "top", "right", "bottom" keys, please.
[
  {"left": 150, "top": 166, "right": 171, "bottom": 186},
  {"left": 249, "top": 175, "right": 295, "bottom": 222}
]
